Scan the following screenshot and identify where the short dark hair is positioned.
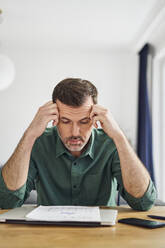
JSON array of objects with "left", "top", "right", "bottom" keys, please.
[{"left": 52, "top": 78, "right": 98, "bottom": 106}]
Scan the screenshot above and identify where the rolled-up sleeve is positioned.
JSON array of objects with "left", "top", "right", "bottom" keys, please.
[
  {"left": 121, "top": 179, "right": 157, "bottom": 211},
  {"left": 0, "top": 158, "right": 38, "bottom": 209},
  {"left": 0, "top": 170, "right": 27, "bottom": 209},
  {"left": 112, "top": 149, "right": 157, "bottom": 211}
]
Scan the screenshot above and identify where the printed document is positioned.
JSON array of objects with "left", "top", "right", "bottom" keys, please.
[{"left": 26, "top": 205, "right": 101, "bottom": 222}]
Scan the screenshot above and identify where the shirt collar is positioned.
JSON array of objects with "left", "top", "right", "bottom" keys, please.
[
  {"left": 55, "top": 129, "right": 95, "bottom": 160},
  {"left": 80, "top": 130, "right": 94, "bottom": 159},
  {"left": 55, "top": 133, "right": 71, "bottom": 158}
]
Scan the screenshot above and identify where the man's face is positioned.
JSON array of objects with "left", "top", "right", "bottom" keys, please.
[{"left": 56, "top": 96, "right": 94, "bottom": 157}]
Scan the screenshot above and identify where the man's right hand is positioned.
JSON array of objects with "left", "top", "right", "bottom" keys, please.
[
  {"left": 26, "top": 101, "right": 59, "bottom": 140},
  {"left": 1, "top": 101, "right": 59, "bottom": 191}
]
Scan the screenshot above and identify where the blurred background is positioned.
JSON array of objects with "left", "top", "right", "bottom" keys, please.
[{"left": 0, "top": 0, "right": 165, "bottom": 201}]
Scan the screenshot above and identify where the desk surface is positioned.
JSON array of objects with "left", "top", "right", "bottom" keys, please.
[{"left": 0, "top": 206, "right": 165, "bottom": 248}]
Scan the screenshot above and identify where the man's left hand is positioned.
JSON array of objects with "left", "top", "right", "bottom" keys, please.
[{"left": 90, "top": 104, "right": 122, "bottom": 140}]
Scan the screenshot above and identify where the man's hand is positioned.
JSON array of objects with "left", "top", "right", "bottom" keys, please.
[
  {"left": 90, "top": 104, "right": 122, "bottom": 140},
  {"left": 2, "top": 101, "right": 59, "bottom": 191},
  {"left": 26, "top": 101, "right": 59, "bottom": 140}
]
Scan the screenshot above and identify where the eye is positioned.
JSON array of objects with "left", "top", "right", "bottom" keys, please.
[
  {"left": 79, "top": 119, "right": 90, "bottom": 124},
  {"left": 60, "top": 119, "right": 71, "bottom": 124}
]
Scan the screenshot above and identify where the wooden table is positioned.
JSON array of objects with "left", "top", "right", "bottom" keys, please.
[{"left": 0, "top": 206, "right": 165, "bottom": 248}]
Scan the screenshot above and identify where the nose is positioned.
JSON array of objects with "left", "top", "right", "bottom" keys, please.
[{"left": 72, "top": 123, "right": 80, "bottom": 136}]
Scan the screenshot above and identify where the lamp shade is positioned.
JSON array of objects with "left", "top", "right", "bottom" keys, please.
[{"left": 0, "top": 54, "right": 15, "bottom": 90}]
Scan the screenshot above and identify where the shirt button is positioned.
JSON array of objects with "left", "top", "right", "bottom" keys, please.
[
  {"left": 73, "top": 162, "right": 77, "bottom": 166},
  {"left": 73, "top": 185, "right": 77, "bottom": 188}
]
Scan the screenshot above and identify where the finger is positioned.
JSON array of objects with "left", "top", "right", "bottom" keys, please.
[
  {"left": 92, "top": 116, "right": 101, "bottom": 129},
  {"left": 90, "top": 107, "right": 101, "bottom": 120},
  {"left": 90, "top": 110, "right": 97, "bottom": 120},
  {"left": 43, "top": 105, "right": 59, "bottom": 117},
  {"left": 43, "top": 101, "right": 53, "bottom": 107},
  {"left": 39, "top": 101, "right": 54, "bottom": 112},
  {"left": 44, "top": 103, "right": 57, "bottom": 110},
  {"left": 46, "top": 115, "right": 59, "bottom": 126},
  {"left": 52, "top": 115, "right": 59, "bottom": 126},
  {"left": 52, "top": 120, "right": 58, "bottom": 126},
  {"left": 93, "top": 121, "right": 98, "bottom": 128},
  {"left": 46, "top": 109, "right": 59, "bottom": 117},
  {"left": 92, "top": 116, "right": 98, "bottom": 128},
  {"left": 45, "top": 104, "right": 59, "bottom": 112},
  {"left": 90, "top": 104, "right": 100, "bottom": 115}
]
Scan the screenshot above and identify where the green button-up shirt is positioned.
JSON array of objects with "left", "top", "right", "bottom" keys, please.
[{"left": 0, "top": 127, "right": 156, "bottom": 210}]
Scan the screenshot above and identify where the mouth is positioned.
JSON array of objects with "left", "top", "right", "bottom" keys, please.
[
  {"left": 67, "top": 136, "right": 84, "bottom": 146},
  {"left": 69, "top": 139, "right": 82, "bottom": 145}
]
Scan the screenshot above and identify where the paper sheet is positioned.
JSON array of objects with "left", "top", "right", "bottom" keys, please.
[{"left": 26, "top": 205, "right": 101, "bottom": 222}]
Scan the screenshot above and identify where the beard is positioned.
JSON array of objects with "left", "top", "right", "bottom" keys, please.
[
  {"left": 56, "top": 128, "right": 91, "bottom": 153},
  {"left": 63, "top": 136, "right": 87, "bottom": 151}
]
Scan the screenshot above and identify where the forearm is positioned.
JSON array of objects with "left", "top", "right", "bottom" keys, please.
[
  {"left": 2, "top": 101, "right": 58, "bottom": 192},
  {"left": 113, "top": 132, "right": 150, "bottom": 198},
  {"left": 90, "top": 104, "right": 152, "bottom": 200},
  {"left": 2, "top": 130, "right": 36, "bottom": 191}
]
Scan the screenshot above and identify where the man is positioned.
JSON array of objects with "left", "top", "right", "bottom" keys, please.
[{"left": 0, "top": 78, "right": 156, "bottom": 209}]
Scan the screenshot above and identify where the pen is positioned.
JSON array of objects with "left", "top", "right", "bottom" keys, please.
[{"left": 148, "top": 215, "right": 165, "bottom": 220}]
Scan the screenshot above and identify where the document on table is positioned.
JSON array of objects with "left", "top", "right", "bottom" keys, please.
[{"left": 26, "top": 205, "right": 101, "bottom": 223}]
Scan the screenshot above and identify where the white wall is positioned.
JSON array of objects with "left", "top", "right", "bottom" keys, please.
[
  {"left": 0, "top": 45, "right": 138, "bottom": 165},
  {"left": 152, "top": 52, "right": 165, "bottom": 201},
  {"left": 142, "top": 10, "right": 165, "bottom": 201}
]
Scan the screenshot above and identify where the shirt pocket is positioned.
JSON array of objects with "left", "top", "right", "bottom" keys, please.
[{"left": 81, "top": 174, "right": 110, "bottom": 205}]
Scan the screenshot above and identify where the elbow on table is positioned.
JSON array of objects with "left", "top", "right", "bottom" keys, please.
[
  {"left": 0, "top": 196, "right": 24, "bottom": 209},
  {"left": 131, "top": 198, "right": 156, "bottom": 211}
]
